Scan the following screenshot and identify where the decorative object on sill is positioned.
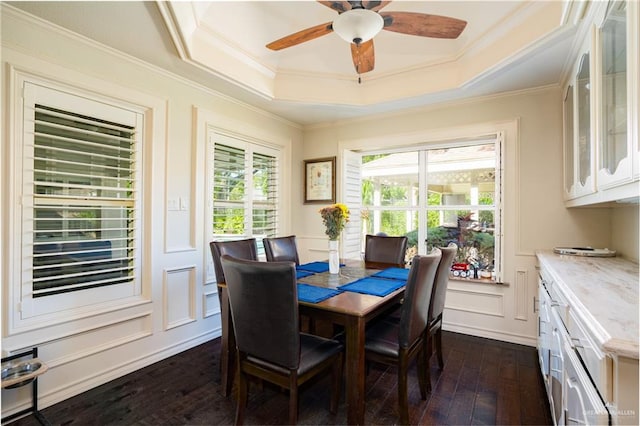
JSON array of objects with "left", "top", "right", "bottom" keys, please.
[{"left": 319, "top": 203, "right": 350, "bottom": 275}]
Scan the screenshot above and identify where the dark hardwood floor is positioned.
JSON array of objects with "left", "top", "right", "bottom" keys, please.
[{"left": 10, "top": 331, "right": 552, "bottom": 425}]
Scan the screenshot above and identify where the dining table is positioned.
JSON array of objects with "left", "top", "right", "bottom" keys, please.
[{"left": 218, "top": 258, "right": 408, "bottom": 425}]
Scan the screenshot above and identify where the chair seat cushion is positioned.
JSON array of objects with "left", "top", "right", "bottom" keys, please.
[
  {"left": 364, "top": 318, "right": 400, "bottom": 358},
  {"left": 248, "top": 333, "right": 343, "bottom": 376}
]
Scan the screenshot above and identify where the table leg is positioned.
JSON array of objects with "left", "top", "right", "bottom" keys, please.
[
  {"left": 345, "top": 316, "right": 366, "bottom": 425},
  {"left": 220, "top": 286, "right": 235, "bottom": 397}
]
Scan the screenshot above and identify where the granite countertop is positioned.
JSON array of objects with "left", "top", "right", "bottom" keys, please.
[{"left": 536, "top": 250, "right": 639, "bottom": 359}]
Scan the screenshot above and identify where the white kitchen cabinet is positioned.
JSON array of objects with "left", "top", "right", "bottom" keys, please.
[
  {"left": 549, "top": 308, "right": 567, "bottom": 425},
  {"left": 537, "top": 252, "right": 639, "bottom": 426},
  {"left": 563, "top": 0, "right": 640, "bottom": 206},
  {"left": 564, "top": 338, "right": 610, "bottom": 426},
  {"left": 596, "top": 1, "right": 634, "bottom": 190},
  {"left": 565, "top": 43, "right": 596, "bottom": 200},
  {"left": 537, "top": 283, "right": 552, "bottom": 394}
]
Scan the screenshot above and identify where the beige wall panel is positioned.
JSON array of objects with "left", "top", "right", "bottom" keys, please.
[
  {"left": 300, "top": 87, "right": 616, "bottom": 346},
  {"left": 611, "top": 205, "right": 639, "bottom": 262}
]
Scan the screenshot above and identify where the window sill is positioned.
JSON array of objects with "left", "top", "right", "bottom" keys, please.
[{"left": 449, "top": 276, "right": 508, "bottom": 286}]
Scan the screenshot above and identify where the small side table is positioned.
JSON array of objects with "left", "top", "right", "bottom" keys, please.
[{"left": 1, "top": 347, "right": 50, "bottom": 425}]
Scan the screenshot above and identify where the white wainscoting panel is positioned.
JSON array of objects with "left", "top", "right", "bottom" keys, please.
[
  {"left": 446, "top": 287, "right": 505, "bottom": 318},
  {"left": 203, "top": 284, "right": 220, "bottom": 318},
  {"left": 514, "top": 269, "right": 529, "bottom": 321},
  {"left": 164, "top": 266, "right": 196, "bottom": 330},
  {"left": 29, "top": 311, "right": 153, "bottom": 369}
]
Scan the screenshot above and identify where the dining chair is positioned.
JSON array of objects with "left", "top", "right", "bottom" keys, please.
[
  {"left": 220, "top": 255, "right": 344, "bottom": 425},
  {"left": 363, "top": 250, "right": 442, "bottom": 425},
  {"left": 364, "top": 234, "right": 408, "bottom": 268},
  {"left": 209, "top": 238, "right": 258, "bottom": 397},
  {"left": 263, "top": 235, "right": 300, "bottom": 265},
  {"left": 426, "top": 243, "right": 458, "bottom": 370}
]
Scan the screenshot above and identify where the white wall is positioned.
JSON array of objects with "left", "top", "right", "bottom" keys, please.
[
  {"left": 1, "top": 7, "right": 302, "bottom": 415},
  {"left": 297, "top": 87, "right": 615, "bottom": 345}
]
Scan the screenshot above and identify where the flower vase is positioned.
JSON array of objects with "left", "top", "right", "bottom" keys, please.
[{"left": 328, "top": 240, "right": 339, "bottom": 274}]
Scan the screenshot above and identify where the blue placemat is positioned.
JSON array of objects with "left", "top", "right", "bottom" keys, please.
[
  {"left": 339, "top": 276, "right": 406, "bottom": 297},
  {"left": 296, "top": 270, "right": 315, "bottom": 280},
  {"left": 371, "top": 267, "right": 410, "bottom": 281},
  {"left": 297, "top": 284, "right": 342, "bottom": 303},
  {"left": 297, "top": 262, "right": 331, "bottom": 273}
]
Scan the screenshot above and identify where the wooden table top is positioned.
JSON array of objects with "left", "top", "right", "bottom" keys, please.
[{"left": 297, "top": 259, "right": 406, "bottom": 317}]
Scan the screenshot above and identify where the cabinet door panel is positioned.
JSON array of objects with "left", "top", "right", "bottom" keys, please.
[
  {"left": 564, "top": 85, "right": 576, "bottom": 199},
  {"left": 576, "top": 51, "right": 596, "bottom": 196},
  {"left": 564, "top": 340, "right": 609, "bottom": 425},
  {"left": 598, "top": 0, "right": 632, "bottom": 189}
]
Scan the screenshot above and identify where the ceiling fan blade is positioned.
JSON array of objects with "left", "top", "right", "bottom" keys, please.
[
  {"left": 362, "top": 1, "right": 392, "bottom": 12},
  {"left": 266, "top": 22, "right": 334, "bottom": 51},
  {"left": 317, "top": 1, "right": 352, "bottom": 13},
  {"left": 381, "top": 11, "right": 467, "bottom": 39},
  {"left": 351, "top": 39, "right": 375, "bottom": 74}
]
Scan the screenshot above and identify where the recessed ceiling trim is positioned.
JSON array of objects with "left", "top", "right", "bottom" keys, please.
[
  {"left": 158, "top": 0, "right": 570, "bottom": 109},
  {"left": 156, "top": 1, "right": 195, "bottom": 60},
  {"left": 196, "top": 23, "right": 276, "bottom": 79}
]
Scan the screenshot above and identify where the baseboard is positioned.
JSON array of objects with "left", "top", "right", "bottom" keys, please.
[{"left": 443, "top": 321, "right": 537, "bottom": 347}]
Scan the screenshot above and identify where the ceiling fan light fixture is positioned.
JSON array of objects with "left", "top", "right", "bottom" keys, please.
[{"left": 332, "top": 9, "right": 384, "bottom": 44}]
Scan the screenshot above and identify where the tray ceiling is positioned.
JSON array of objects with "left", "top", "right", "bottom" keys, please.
[{"left": 8, "top": 1, "right": 583, "bottom": 125}]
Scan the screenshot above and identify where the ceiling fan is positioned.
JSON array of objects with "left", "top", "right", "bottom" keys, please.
[{"left": 266, "top": 1, "right": 467, "bottom": 77}]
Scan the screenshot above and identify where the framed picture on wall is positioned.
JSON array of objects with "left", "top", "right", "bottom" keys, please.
[{"left": 304, "top": 157, "right": 336, "bottom": 204}]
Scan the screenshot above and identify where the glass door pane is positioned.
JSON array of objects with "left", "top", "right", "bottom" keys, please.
[
  {"left": 577, "top": 53, "right": 592, "bottom": 187},
  {"left": 361, "top": 151, "right": 419, "bottom": 257},
  {"left": 426, "top": 144, "right": 496, "bottom": 274},
  {"left": 564, "top": 85, "right": 575, "bottom": 195},
  {"left": 600, "top": 1, "right": 627, "bottom": 175}
]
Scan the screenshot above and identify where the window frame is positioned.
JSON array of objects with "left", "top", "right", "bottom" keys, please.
[
  {"left": 8, "top": 73, "right": 147, "bottom": 331},
  {"left": 206, "top": 130, "right": 281, "bottom": 263},
  {"left": 349, "top": 135, "right": 504, "bottom": 282}
]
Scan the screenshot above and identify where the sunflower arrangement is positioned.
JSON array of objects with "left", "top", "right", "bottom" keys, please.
[{"left": 319, "top": 203, "right": 350, "bottom": 241}]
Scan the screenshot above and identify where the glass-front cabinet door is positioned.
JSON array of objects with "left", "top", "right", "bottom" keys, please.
[
  {"left": 575, "top": 49, "right": 596, "bottom": 197},
  {"left": 563, "top": 85, "right": 575, "bottom": 198},
  {"left": 564, "top": 0, "right": 639, "bottom": 205},
  {"left": 632, "top": 0, "right": 640, "bottom": 181},
  {"left": 597, "top": 0, "right": 632, "bottom": 189}
]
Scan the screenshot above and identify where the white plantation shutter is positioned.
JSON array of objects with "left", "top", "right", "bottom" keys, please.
[
  {"left": 210, "top": 133, "right": 279, "bottom": 257},
  {"left": 251, "top": 151, "right": 278, "bottom": 242},
  {"left": 342, "top": 150, "right": 362, "bottom": 259},
  {"left": 18, "top": 80, "right": 143, "bottom": 318},
  {"left": 31, "top": 105, "right": 137, "bottom": 296},
  {"left": 212, "top": 143, "right": 247, "bottom": 237}
]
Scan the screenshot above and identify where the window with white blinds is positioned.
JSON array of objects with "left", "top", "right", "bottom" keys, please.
[
  {"left": 16, "top": 80, "right": 144, "bottom": 319},
  {"left": 32, "top": 105, "right": 137, "bottom": 297},
  {"left": 211, "top": 135, "right": 279, "bottom": 257}
]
